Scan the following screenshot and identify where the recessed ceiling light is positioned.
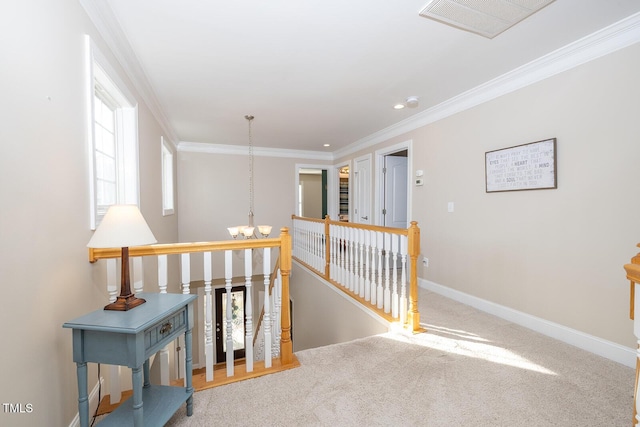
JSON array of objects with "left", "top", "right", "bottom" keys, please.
[
  {"left": 323, "top": 143, "right": 330, "bottom": 147},
  {"left": 393, "top": 103, "right": 405, "bottom": 110}
]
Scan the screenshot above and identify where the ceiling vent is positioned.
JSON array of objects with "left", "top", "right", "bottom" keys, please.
[{"left": 419, "top": 0, "right": 556, "bottom": 39}]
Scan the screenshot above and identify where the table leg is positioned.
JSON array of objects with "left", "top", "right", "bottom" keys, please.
[
  {"left": 185, "top": 328, "right": 193, "bottom": 416},
  {"left": 143, "top": 359, "right": 150, "bottom": 388},
  {"left": 132, "top": 365, "right": 143, "bottom": 426},
  {"left": 77, "top": 362, "right": 89, "bottom": 427}
]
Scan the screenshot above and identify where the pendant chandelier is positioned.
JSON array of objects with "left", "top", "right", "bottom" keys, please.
[{"left": 227, "top": 115, "right": 272, "bottom": 239}]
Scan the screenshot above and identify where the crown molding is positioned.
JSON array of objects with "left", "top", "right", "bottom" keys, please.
[
  {"left": 334, "top": 11, "right": 640, "bottom": 160},
  {"left": 81, "top": 2, "right": 640, "bottom": 159},
  {"left": 177, "top": 141, "right": 334, "bottom": 161},
  {"left": 79, "top": 0, "right": 179, "bottom": 147}
]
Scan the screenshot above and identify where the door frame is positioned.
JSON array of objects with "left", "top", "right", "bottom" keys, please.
[
  {"left": 374, "top": 140, "right": 413, "bottom": 227},
  {"left": 353, "top": 154, "right": 372, "bottom": 224},
  {"left": 333, "top": 161, "right": 351, "bottom": 221},
  {"left": 215, "top": 285, "right": 247, "bottom": 363},
  {"left": 294, "top": 163, "right": 334, "bottom": 219}
]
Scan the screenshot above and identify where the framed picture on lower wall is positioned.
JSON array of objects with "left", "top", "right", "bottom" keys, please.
[{"left": 485, "top": 138, "right": 557, "bottom": 193}]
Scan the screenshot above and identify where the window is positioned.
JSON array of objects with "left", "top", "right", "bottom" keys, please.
[
  {"left": 161, "top": 137, "right": 175, "bottom": 216},
  {"left": 93, "top": 88, "right": 117, "bottom": 212},
  {"left": 85, "top": 36, "right": 140, "bottom": 229}
]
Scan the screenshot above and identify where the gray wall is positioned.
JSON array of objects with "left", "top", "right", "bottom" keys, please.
[
  {"left": 289, "top": 263, "right": 389, "bottom": 351},
  {"left": 300, "top": 173, "right": 323, "bottom": 219},
  {"left": 0, "top": 2, "right": 179, "bottom": 425},
  {"left": 3, "top": 2, "right": 638, "bottom": 425},
  {"left": 336, "top": 42, "right": 640, "bottom": 349}
]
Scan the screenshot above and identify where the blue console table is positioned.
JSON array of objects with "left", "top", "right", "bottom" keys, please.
[{"left": 63, "top": 292, "right": 197, "bottom": 427}]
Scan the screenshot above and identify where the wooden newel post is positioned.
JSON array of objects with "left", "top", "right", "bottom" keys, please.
[
  {"left": 279, "top": 227, "right": 294, "bottom": 365},
  {"left": 407, "top": 221, "right": 421, "bottom": 332},
  {"left": 324, "top": 215, "right": 331, "bottom": 280},
  {"left": 625, "top": 248, "right": 640, "bottom": 426}
]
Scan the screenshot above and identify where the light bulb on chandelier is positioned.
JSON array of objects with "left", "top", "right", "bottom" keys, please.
[{"left": 228, "top": 115, "right": 272, "bottom": 239}]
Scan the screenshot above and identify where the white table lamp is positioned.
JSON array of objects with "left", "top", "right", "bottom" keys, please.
[{"left": 87, "top": 205, "right": 157, "bottom": 311}]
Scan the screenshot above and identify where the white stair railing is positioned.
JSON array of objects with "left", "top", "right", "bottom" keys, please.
[
  {"left": 89, "top": 229, "right": 294, "bottom": 402},
  {"left": 291, "top": 215, "right": 420, "bottom": 331}
]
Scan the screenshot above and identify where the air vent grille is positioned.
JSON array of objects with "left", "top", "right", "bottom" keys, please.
[{"left": 419, "top": 0, "right": 556, "bottom": 39}]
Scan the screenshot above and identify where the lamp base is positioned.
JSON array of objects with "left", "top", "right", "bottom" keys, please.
[{"left": 104, "top": 294, "right": 146, "bottom": 311}]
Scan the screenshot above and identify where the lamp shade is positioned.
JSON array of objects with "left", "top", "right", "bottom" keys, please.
[{"left": 87, "top": 205, "right": 157, "bottom": 248}]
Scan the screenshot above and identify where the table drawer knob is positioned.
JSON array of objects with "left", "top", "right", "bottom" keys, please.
[{"left": 159, "top": 322, "right": 173, "bottom": 334}]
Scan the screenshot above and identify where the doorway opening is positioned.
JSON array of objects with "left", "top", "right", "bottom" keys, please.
[
  {"left": 338, "top": 165, "right": 349, "bottom": 222},
  {"left": 297, "top": 168, "right": 328, "bottom": 219},
  {"left": 215, "top": 286, "right": 247, "bottom": 363}
]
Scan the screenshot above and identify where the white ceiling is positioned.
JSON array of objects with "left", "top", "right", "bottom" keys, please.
[{"left": 97, "top": 0, "right": 640, "bottom": 154}]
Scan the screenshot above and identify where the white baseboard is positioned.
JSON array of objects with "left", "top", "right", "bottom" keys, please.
[
  {"left": 68, "top": 376, "right": 104, "bottom": 427},
  {"left": 419, "top": 278, "right": 636, "bottom": 368}
]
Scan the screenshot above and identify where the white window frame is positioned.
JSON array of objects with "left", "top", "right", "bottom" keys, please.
[
  {"left": 161, "top": 136, "right": 175, "bottom": 216},
  {"left": 85, "top": 36, "right": 140, "bottom": 229}
]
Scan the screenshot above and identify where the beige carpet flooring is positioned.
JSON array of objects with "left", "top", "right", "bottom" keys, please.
[{"left": 158, "top": 289, "right": 635, "bottom": 426}]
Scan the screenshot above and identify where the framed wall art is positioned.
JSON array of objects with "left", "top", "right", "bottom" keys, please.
[{"left": 485, "top": 138, "right": 557, "bottom": 193}]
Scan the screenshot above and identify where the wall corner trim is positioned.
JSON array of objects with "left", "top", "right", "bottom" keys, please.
[{"left": 177, "top": 141, "right": 334, "bottom": 161}]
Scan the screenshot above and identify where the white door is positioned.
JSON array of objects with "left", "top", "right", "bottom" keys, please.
[
  {"left": 383, "top": 155, "right": 408, "bottom": 228},
  {"left": 354, "top": 156, "right": 371, "bottom": 224}
]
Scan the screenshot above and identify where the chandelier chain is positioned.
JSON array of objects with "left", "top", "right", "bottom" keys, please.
[{"left": 246, "top": 115, "right": 254, "bottom": 226}]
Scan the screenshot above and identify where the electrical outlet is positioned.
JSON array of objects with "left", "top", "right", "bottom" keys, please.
[{"left": 422, "top": 258, "right": 429, "bottom": 268}]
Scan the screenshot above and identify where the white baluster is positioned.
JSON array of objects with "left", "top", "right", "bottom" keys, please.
[
  {"left": 344, "top": 226, "right": 350, "bottom": 288},
  {"left": 107, "top": 259, "right": 117, "bottom": 303},
  {"left": 369, "top": 230, "right": 377, "bottom": 306},
  {"left": 302, "top": 222, "right": 307, "bottom": 265},
  {"left": 400, "top": 235, "right": 408, "bottom": 325},
  {"left": 334, "top": 225, "right": 340, "bottom": 283},
  {"left": 351, "top": 228, "right": 357, "bottom": 295},
  {"left": 376, "top": 232, "right": 384, "bottom": 309},
  {"left": 181, "top": 253, "right": 190, "bottom": 295},
  {"left": 106, "top": 259, "right": 121, "bottom": 404},
  {"left": 391, "top": 234, "right": 399, "bottom": 319},
  {"left": 225, "top": 250, "right": 234, "bottom": 377},
  {"left": 349, "top": 228, "right": 356, "bottom": 292},
  {"left": 318, "top": 222, "right": 324, "bottom": 273},
  {"left": 364, "top": 230, "right": 371, "bottom": 302},
  {"left": 176, "top": 253, "right": 190, "bottom": 380},
  {"left": 263, "top": 248, "right": 272, "bottom": 368},
  {"left": 304, "top": 222, "right": 310, "bottom": 266},
  {"left": 156, "top": 254, "right": 170, "bottom": 385},
  {"left": 157, "top": 255, "right": 168, "bottom": 293},
  {"left": 245, "top": 248, "right": 254, "bottom": 373},
  {"left": 358, "top": 229, "right": 365, "bottom": 298},
  {"left": 311, "top": 222, "right": 317, "bottom": 270},
  {"left": 313, "top": 222, "right": 319, "bottom": 270},
  {"left": 133, "top": 257, "right": 143, "bottom": 294},
  {"left": 351, "top": 227, "right": 358, "bottom": 294},
  {"left": 292, "top": 220, "right": 298, "bottom": 259},
  {"left": 329, "top": 224, "right": 336, "bottom": 282},
  {"left": 313, "top": 221, "right": 318, "bottom": 270},
  {"left": 384, "top": 232, "right": 391, "bottom": 313},
  {"left": 337, "top": 226, "right": 343, "bottom": 285},
  {"left": 203, "top": 251, "right": 214, "bottom": 382},
  {"left": 272, "top": 269, "right": 282, "bottom": 357}
]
